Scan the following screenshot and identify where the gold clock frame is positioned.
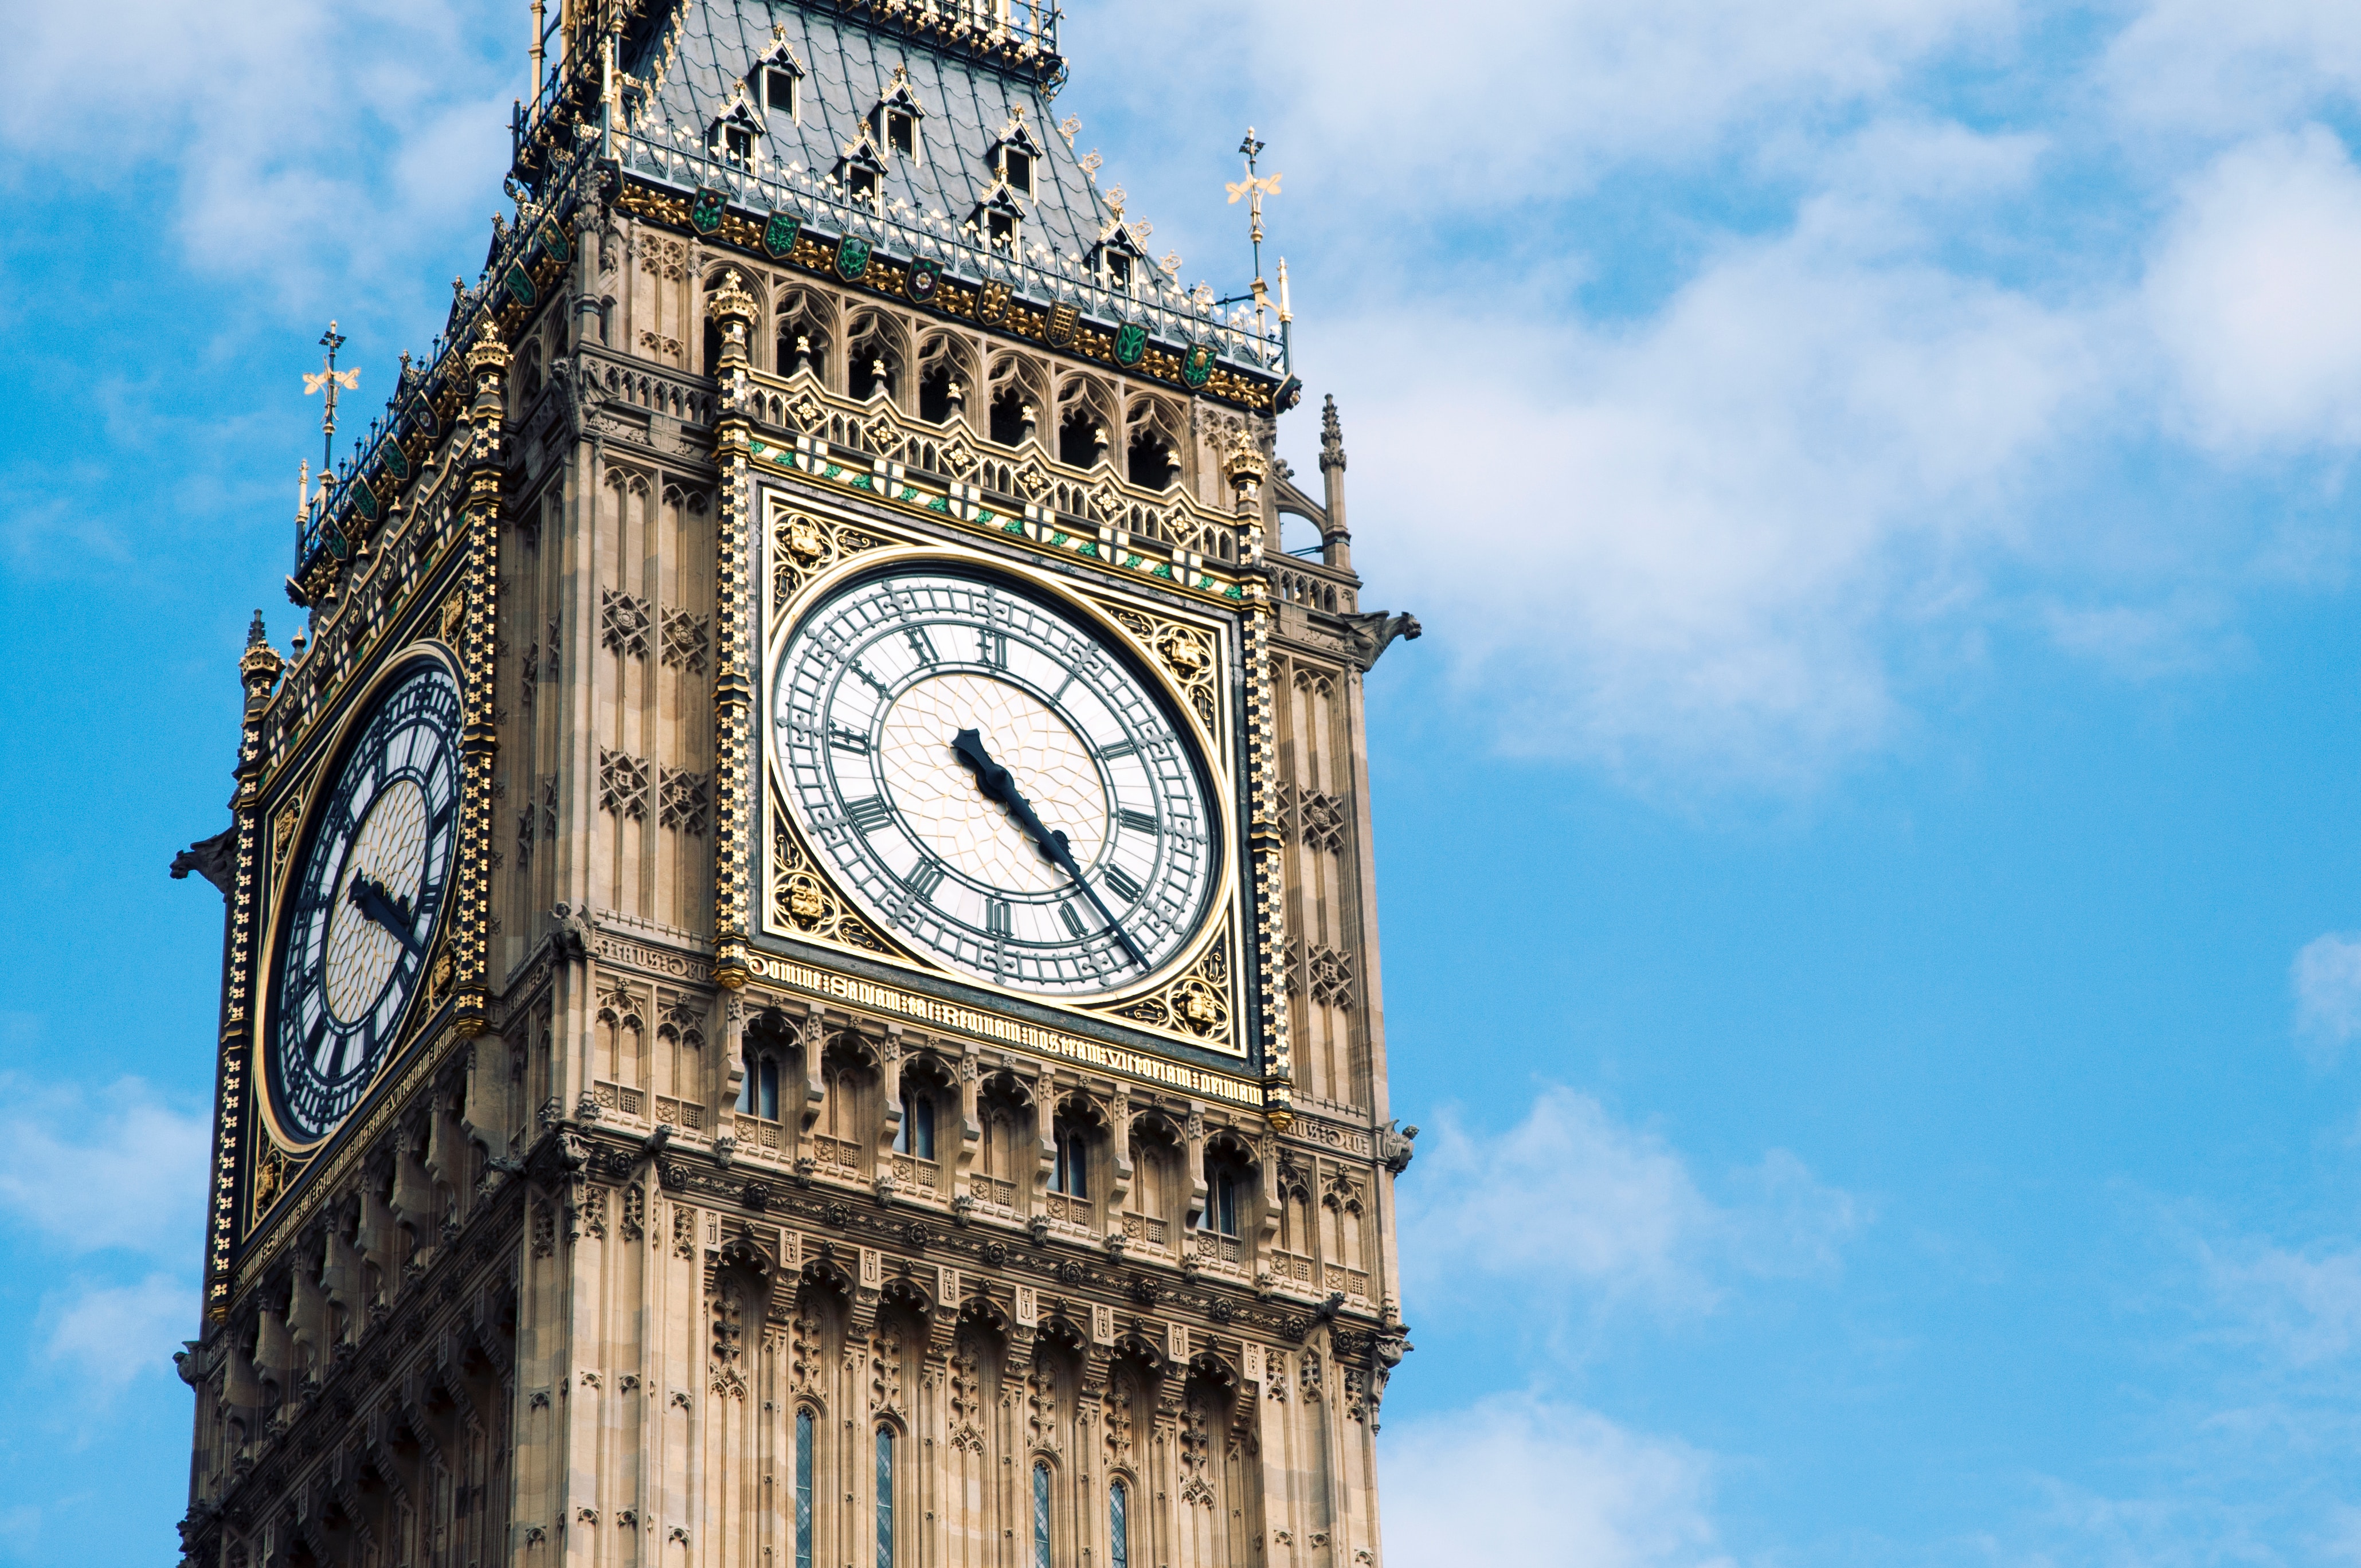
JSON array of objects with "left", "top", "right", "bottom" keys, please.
[{"left": 250, "top": 637, "right": 467, "bottom": 1157}]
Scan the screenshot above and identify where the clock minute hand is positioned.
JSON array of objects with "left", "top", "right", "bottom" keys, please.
[
  {"left": 950, "top": 729, "right": 1149, "bottom": 969},
  {"left": 348, "top": 871, "right": 428, "bottom": 960}
]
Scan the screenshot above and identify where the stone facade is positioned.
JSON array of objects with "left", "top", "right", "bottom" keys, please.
[{"left": 174, "top": 5, "right": 1418, "bottom": 1567}]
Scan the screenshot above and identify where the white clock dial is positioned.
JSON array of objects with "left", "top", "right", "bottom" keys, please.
[
  {"left": 268, "top": 659, "right": 461, "bottom": 1144},
  {"left": 772, "top": 569, "right": 1219, "bottom": 996}
]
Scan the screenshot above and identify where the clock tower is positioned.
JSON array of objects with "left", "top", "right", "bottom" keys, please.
[{"left": 174, "top": 4, "right": 1420, "bottom": 1567}]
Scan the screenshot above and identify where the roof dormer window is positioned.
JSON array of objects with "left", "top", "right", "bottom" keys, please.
[
  {"left": 867, "top": 69, "right": 928, "bottom": 164},
  {"left": 706, "top": 95, "right": 766, "bottom": 166},
  {"left": 968, "top": 183, "right": 1025, "bottom": 249},
  {"left": 986, "top": 112, "right": 1046, "bottom": 201},
  {"left": 833, "top": 133, "right": 889, "bottom": 205},
  {"left": 751, "top": 29, "right": 805, "bottom": 123},
  {"left": 1091, "top": 213, "right": 1149, "bottom": 292}
]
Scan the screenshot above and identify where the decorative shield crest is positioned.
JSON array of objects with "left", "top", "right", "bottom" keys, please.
[
  {"left": 381, "top": 440, "right": 412, "bottom": 480},
  {"left": 1048, "top": 302, "right": 1079, "bottom": 347},
  {"left": 762, "top": 211, "right": 802, "bottom": 260},
  {"left": 350, "top": 480, "right": 381, "bottom": 522},
  {"left": 907, "top": 257, "right": 942, "bottom": 301},
  {"left": 835, "top": 234, "right": 871, "bottom": 281},
  {"left": 1180, "top": 343, "right": 1215, "bottom": 389},
  {"left": 690, "top": 187, "right": 726, "bottom": 234},
  {"left": 503, "top": 264, "right": 536, "bottom": 307},
  {"left": 1114, "top": 323, "right": 1149, "bottom": 368},
  {"left": 536, "top": 223, "right": 573, "bottom": 265},
  {"left": 407, "top": 391, "right": 439, "bottom": 439},
  {"left": 978, "top": 280, "right": 1011, "bottom": 324}
]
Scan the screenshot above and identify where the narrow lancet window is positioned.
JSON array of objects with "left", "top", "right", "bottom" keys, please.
[
  {"left": 796, "top": 1408, "right": 815, "bottom": 1568},
  {"left": 1033, "top": 1461, "right": 1052, "bottom": 1567},
  {"left": 875, "top": 1425, "right": 896, "bottom": 1567}
]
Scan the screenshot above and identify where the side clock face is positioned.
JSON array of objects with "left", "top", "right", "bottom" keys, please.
[
  {"left": 268, "top": 660, "right": 463, "bottom": 1144},
  {"left": 773, "top": 568, "right": 1220, "bottom": 997}
]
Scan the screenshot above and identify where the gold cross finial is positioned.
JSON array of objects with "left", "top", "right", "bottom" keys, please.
[{"left": 302, "top": 320, "right": 360, "bottom": 476}]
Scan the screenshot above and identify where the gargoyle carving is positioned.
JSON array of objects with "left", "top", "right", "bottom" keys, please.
[
  {"left": 1342, "top": 611, "right": 1422, "bottom": 673},
  {"left": 170, "top": 827, "right": 237, "bottom": 896}
]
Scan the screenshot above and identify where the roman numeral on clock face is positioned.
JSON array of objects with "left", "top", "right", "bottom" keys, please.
[
  {"left": 846, "top": 795, "right": 895, "bottom": 833},
  {"left": 1118, "top": 807, "right": 1157, "bottom": 834},
  {"left": 1102, "top": 864, "right": 1143, "bottom": 903},
  {"left": 903, "top": 860, "right": 945, "bottom": 902},
  {"left": 829, "top": 724, "right": 871, "bottom": 754}
]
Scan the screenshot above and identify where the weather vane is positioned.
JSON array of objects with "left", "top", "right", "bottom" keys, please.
[
  {"left": 1224, "top": 129, "right": 1289, "bottom": 361},
  {"left": 303, "top": 322, "right": 361, "bottom": 477}
]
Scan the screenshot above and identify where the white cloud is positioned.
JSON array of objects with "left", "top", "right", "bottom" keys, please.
[
  {"left": 2201, "top": 1228, "right": 2361, "bottom": 1365},
  {"left": 0, "top": 0, "right": 511, "bottom": 306},
  {"left": 0, "top": 1076, "right": 209, "bottom": 1263},
  {"left": 1325, "top": 198, "right": 2099, "bottom": 783},
  {"left": 40, "top": 1275, "right": 198, "bottom": 1393},
  {"left": 1084, "top": 0, "right": 2008, "bottom": 222},
  {"left": 1380, "top": 1394, "right": 1730, "bottom": 1568},
  {"left": 2104, "top": 0, "right": 2361, "bottom": 138},
  {"left": 1400, "top": 1087, "right": 1858, "bottom": 1316},
  {"left": 2146, "top": 129, "right": 2361, "bottom": 453},
  {"left": 2293, "top": 933, "right": 2361, "bottom": 1065}
]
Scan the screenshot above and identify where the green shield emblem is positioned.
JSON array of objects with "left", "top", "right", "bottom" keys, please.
[
  {"left": 1180, "top": 343, "right": 1215, "bottom": 389},
  {"left": 537, "top": 223, "right": 573, "bottom": 265},
  {"left": 503, "top": 264, "right": 535, "bottom": 307},
  {"left": 763, "top": 211, "right": 802, "bottom": 260},
  {"left": 1115, "top": 323, "right": 1149, "bottom": 367},
  {"left": 350, "top": 480, "right": 380, "bottom": 522},
  {"left": 381, "top": 441, "right": 411, "bottom": 481},
  {"left": 835, "top": 234, "right": 871, "bottom": 281},
  {"left": 690, "top": 187, "right": 726, "bottom": 234}
]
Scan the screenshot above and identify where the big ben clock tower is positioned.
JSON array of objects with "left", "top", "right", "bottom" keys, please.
[{"left": 173, "top": 3, "right": 1420, "bottom": 1566}]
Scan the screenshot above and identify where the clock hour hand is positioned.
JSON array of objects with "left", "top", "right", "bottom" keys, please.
[
  {"left": 950, "top": 728, "right": 1149, "bottom": 969},
  {"left": 348, "top": 871, "right": 427, "bottom": 960}
]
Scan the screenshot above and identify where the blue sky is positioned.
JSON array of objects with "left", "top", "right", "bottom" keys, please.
[{"left": 8, "top": 0, "right": 2361, "bottom": 1563}]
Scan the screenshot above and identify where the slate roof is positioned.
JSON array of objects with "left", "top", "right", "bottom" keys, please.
[{"left": 605, "top": 0, "right": 1276, "bottom": 368}]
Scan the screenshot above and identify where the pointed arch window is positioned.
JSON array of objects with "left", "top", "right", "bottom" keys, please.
[
  {"left": 795, "top": 1407, "right": 816, "bottom": 1568},
  {"left": 1109, "top": 1479, "right": 1130, "bottom": 1568},
  {"left": 875, "top": 1425, "right": 896, "bottom": 1567},
  {"left": 1032, "top": 1460, "right": 1052, "bottom": 1567}
]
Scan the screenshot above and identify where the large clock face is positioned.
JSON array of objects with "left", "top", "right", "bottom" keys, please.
[
  {"left": 773, "top": 567, "right": 1220, "bottom": 997},
  {"left": 268, "top": 659, "right": 462, "bottom": 1144}
]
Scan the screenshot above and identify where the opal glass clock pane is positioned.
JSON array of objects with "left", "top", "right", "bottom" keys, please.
[
  {"left": 878, "top": 672, "right": 1107, "bottom": 893},
  {"left": 323, "top": 778, "right": 429, "bottom": 1022}
]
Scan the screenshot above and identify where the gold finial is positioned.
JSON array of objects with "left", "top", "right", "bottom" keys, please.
[
  {"left": 302, "top": 320, "right": 360, "bottom": 477},
  {"left": 1225, "top": 131, "right": 1283, "bottom": 347}
]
